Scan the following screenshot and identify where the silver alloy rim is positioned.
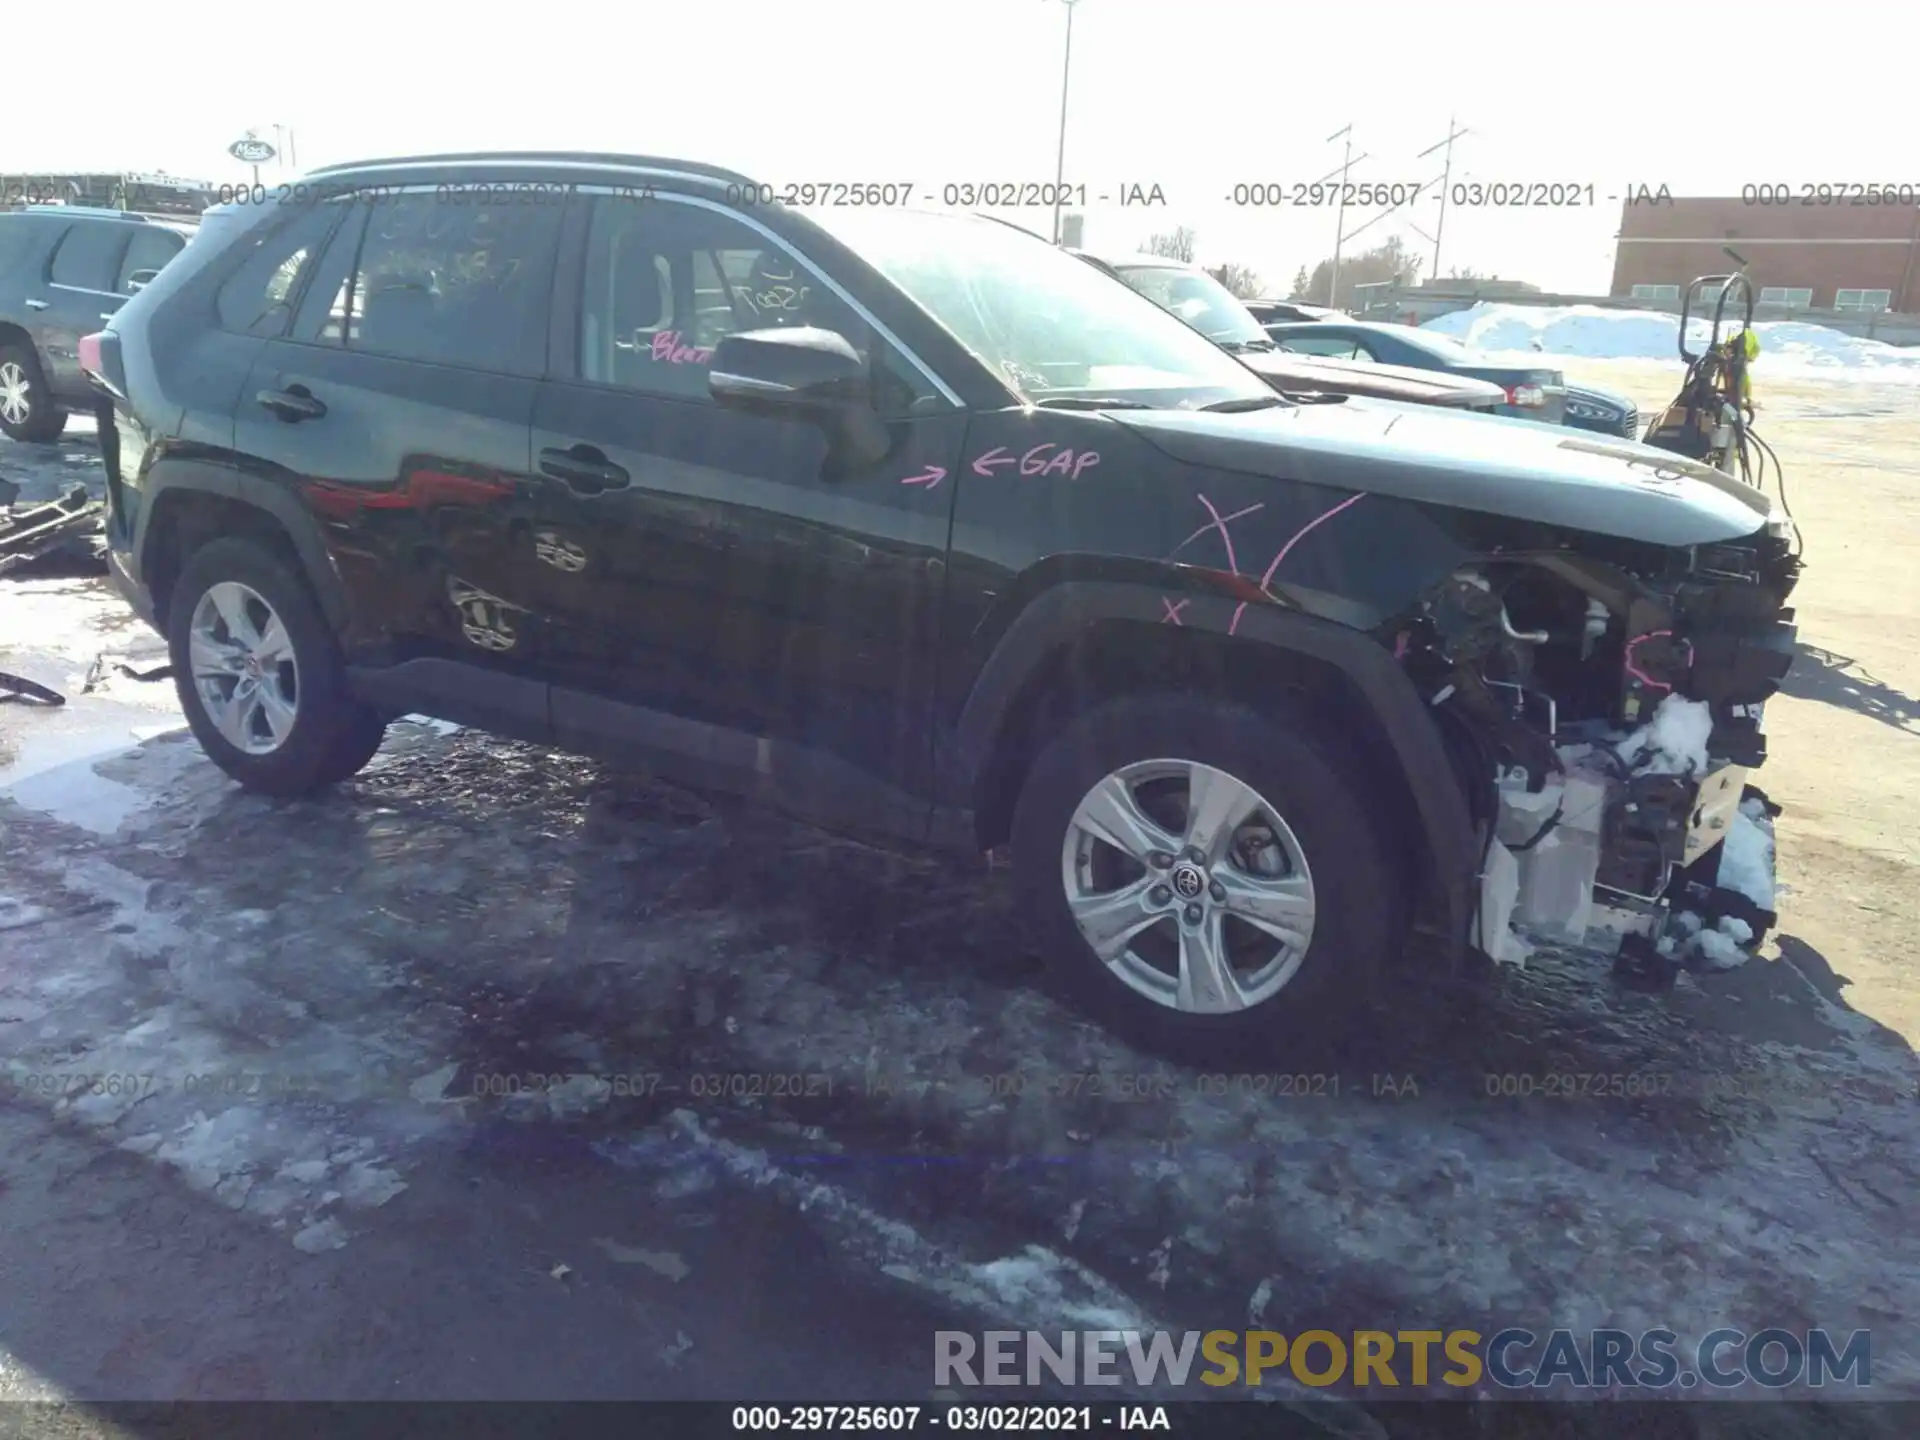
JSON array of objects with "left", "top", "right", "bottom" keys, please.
[
  {"left": 188, "top": 582, "right": 301, "bottom": 755},
  {"left": 0, "top": 361, "right": 30, "bottom": 426},
  {"left": 1061, "top": 759, "right": 1317, "bottom": 1014}
]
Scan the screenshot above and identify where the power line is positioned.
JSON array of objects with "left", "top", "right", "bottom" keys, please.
[{"left": 1417, "top": 118, "right": 1471, "bottom": 279}]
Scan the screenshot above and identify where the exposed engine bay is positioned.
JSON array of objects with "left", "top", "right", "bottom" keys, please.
[{"left": 1393, "top": 521, "right": 1802, "bottom": 988}]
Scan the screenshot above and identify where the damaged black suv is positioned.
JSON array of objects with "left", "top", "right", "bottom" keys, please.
[{"left": 86, "top": 152, "right": 1800, "bottom": 1055}]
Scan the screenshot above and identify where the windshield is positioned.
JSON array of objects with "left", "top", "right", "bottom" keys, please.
[
  {"left": 1112, "top": 264, "right": 1271, "bottom": 348},
  {"left": 811, "top": 211, "right": 1274, "bottom": 410}
]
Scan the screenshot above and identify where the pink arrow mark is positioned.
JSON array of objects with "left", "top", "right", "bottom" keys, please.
[
  {"left": 898, "top": 465, "right": 947, "bottom": 488},
  {"left": 970, "top": 447, "right": 1017, "bottom": 477}
]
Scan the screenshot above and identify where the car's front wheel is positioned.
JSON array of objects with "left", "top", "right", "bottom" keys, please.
[
  {"left": 167, "top": 536, "right": 388, "bottom": 795},
  {"left": 0, "top": 343, "right": 67, "bottom": 443},
  {"left": 1011, "top": 693, "right": 1399, "bottom": 1060}
]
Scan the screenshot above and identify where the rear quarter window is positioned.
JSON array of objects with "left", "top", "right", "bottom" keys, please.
[{"left": 215, "top": 201, "right": 348, "bottom": 336}]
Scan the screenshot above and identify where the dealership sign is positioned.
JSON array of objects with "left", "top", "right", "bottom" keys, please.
[{"left": 228, "top": 137, "right": 277, "bottom": 164}]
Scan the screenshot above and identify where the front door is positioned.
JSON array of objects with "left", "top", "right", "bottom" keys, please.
[{"left": 528, "top": 191, "right": 966, "bottom": 836}]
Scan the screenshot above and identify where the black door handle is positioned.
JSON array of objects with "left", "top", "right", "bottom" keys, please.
[
  {"left": 539, "top": 446, "right": 630, "bottom": 494},
  {"left": 257, "top": 387, "right": 327, "bottom": 422}
]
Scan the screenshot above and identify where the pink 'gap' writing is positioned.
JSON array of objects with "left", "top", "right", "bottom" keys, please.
[
  {"left": 650, "top": 331, "right": 714, "bottom": 366},
  {"left": 969, "top": 444, "right": 1102, "bottom": 480}
]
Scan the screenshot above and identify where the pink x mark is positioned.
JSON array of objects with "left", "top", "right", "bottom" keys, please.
[
  {"left": 1160, "top": 597, "right": 1190, "bottom": 625},
  {"left": 1170, "top": 494, "right": 1264, "bottom": 574}
]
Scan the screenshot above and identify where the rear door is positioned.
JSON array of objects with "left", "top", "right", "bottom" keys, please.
[
  {"left": 39, "top": 219, "right": 132, "bottom": 399},
  {"left": 231, "top": 186, "right": 566, "bottom": 732}
]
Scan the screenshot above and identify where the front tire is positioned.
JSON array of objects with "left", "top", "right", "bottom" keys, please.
[
  {"left": 166, "top": 536, "right": 387, "bottom": 796},
  {"left": 1010, "top": 693, "right": 1399, "bottom": 1060},
  {"left": 0, "top": 343, "right": 67, "bottom": 443}
]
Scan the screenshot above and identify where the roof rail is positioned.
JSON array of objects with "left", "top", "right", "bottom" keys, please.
[
  {"left": 12, "top": 204, "right": 154, "bottom": 222},
  {"left": 304, "top": 151, "right": 757, "bottom": 188}
]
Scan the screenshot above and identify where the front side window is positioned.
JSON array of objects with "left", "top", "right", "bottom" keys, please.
[
  {"left": 813, "top": 210, "right": 1276, "bottom": 409},
  {"left": 116, "top": 228, "right": 183, "bottom": 294},
  {"left": 344, "top": 191, "right": 563, "bottom": 374},
  {"left": 577, "top": 198, "right": 876, "bottom": 402}
]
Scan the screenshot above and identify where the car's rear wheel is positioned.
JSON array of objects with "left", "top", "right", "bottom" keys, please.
[
  {"left": 167, "top": 536, "right": 387, "bottom": 795},
  {"left": 0, "top": 343, "right": 67, "bottom": 443},
  {"left": 1010, "top": 693, "right": 1398, "bottom": 1060}
]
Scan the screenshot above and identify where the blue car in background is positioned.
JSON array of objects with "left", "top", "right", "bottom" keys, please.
[{"left": 1262, "top": 320, "right": 1642, "bottom": 438}]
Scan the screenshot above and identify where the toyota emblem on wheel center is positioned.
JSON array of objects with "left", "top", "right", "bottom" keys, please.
[{"left": 1171, "top": 863, "right": 1206, "bottom": 900}]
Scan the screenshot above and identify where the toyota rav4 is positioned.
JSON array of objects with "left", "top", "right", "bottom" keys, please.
[{"left": 84, "top": 152, "right": 1801, "bottom": 1056}]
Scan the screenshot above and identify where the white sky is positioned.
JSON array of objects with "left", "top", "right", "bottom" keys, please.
[{"left": 16, "top": 0, "right": 1905, "bottom": 295}]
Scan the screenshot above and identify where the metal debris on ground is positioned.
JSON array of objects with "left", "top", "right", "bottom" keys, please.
[{"left": 0, "top": 481, "right": 105, "bottom": 577}]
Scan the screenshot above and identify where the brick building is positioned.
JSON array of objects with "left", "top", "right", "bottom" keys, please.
[{"left": 1610, "top": 196, "right": 1920, "bottom": 314}]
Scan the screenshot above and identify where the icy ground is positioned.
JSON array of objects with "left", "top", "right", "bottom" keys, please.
[
  {"left": 1, "top": 718, "right": 1915, "bottom": 1407},
  {"left": 1424, "top": 303, "right": 1920, "bottom": 381}
]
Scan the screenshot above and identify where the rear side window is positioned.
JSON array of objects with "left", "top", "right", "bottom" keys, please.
[
  {"left": 216, "top": 201, "right": 348, "bottom": 336},
  {"left": 116, "top": 228, "right": 183, "bottom": 294},
  {"left": 49, "top": 222, "right": 131, "bottom": 291},
  {"left": 342, "top": 191, "right": 563, "bottom": 375}
]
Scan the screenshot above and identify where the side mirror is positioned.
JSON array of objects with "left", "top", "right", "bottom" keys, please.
[
  {"left": 710, "top": 326, "right": 890, "bottom": 469},
  {"left": 126, "top": 269, "right": 160, "bottom": 294},
  {"left": 711, "top": 327, "right": 870, "bottom": 409}
]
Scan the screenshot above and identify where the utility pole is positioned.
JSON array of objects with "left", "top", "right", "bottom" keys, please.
[
  {"left": 1049, "top": 0, "right": 1081, "bottom": 246},
  {"left": 1417, "top": 117, "right": 1470, "bottom": 280},
  {"left": 1326, "top": 125, "right": 1357, "bottom": 307}
]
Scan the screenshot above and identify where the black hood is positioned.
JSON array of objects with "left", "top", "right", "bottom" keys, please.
[{"left": 1112, "top": 398, "right": 1778, "bottom": 547}]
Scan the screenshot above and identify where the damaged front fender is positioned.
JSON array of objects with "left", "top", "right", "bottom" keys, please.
[{"left": 1387, "top": 522, "right": 1798, "bottom": 986}]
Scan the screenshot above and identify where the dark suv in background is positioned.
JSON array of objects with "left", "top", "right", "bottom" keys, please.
[
  {"left": 0, "top": 206, "right": 192, "bottom": 440},
  {"left": 84, "top": 153, "right": 1796, "bottom": 1054}
]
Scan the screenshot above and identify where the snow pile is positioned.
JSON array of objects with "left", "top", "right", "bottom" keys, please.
[
  {"left": 1719, "top": 797, "right": 1779, "bottom": 911},
  {"left": 1661, "top": 910, "right": 1756, "bottom": 970},
  {"left": 1614, "top": 694, "right": 1715, "bottom": 779},
  {"left": 1423, "top": 303, "right": 1920, "bottom": 380}
]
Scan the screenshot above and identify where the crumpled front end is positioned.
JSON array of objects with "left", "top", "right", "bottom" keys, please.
[{"left": 1392, "top": 520, "right": 1801, "bottom": 986}]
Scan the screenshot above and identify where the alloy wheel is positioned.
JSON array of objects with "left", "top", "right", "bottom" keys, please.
[
  {"left": 0, "top": 361, "right": 31, "bottom": 426},
  {"left": 188, "top": 581, "right": 302, "bottom": 755},
  {"left": 1060, "top": 759, "right": 1317, "bottom": 1013}
]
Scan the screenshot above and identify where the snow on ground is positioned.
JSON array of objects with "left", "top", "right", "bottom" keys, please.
[
  {"left": 3, "top": 722, "right": 1916, "bottom": 1404},
  {"left": 1425, "top": 303, "right": 1920, "bottom": 382}
]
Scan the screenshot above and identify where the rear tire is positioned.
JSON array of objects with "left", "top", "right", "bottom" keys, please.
[
  {"left": 166, "top": 536, "right": 387, "bottom": 796},
  {"left": 1010, "top": 692, "right": 1400, "bottom": 1062},
  {"left": 0, "top": 344, "right": 67, "bottom": 443}
]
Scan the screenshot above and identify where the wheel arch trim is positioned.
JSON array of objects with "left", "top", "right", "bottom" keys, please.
[
  {"left": 134, "top": 458, "right": 349, "bottom": 632},
  {"left": 953, "top": 580, "right": 1477, "bottom": 957}
]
